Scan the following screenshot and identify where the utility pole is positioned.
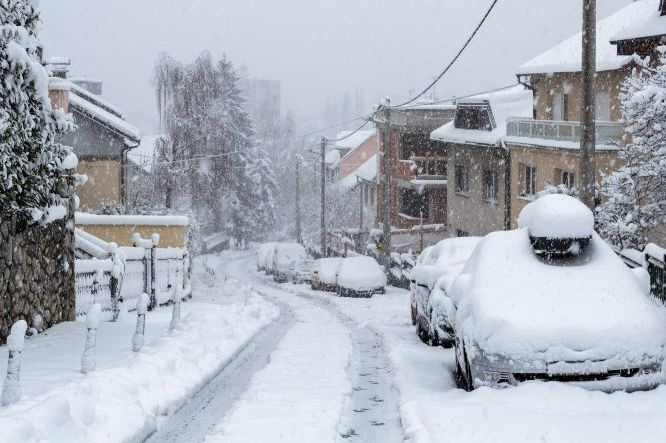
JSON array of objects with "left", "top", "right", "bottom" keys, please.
[
  {"left": 580, "top": 0, "right": 596, "bottom": 211},
  {"left": 295, "top": 156, "right": 302, "bottom": 244},
  {"left": 320, "top": 137, "right": 327, "bottom": 257},
  {"left": 358, "top": 177, "right": 364, "bottom": 233},
  {"left": 381, "top": 103, "right": 392, "bottom": 272}
]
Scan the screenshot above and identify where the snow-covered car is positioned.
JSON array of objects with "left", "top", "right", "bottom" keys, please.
[
  {"left": 336, "top": 256, "right": 386, "bottom": 298},
  {"left": 271, "top": 243, "right": 307, "bottom": 283},
  {"left": 286, "top": 259, "right": 314, "bottom": 284},
  {"left": 310, "top": 257, "right": 342, "bottom": 291},
  {"left": 410, "top": 237, "right": 481, "bottom": 346},
  {"left": 451, "top": 195, "right": 666, "bottom": 392},
  {"left": 257, "top": 242, "right": 277, "bottom": 272}
]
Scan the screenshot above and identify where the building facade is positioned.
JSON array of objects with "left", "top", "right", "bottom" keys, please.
[
  {"left": 377, "top": 104, "right": 456, "bottom": 232},
  {"left": 48, "top": 58, "right": 141, "bottom": 211}
]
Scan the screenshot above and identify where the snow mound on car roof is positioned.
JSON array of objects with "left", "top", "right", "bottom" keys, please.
[
  {"left": 455, "top": 229, "right": 666, "bottom": 363},
  {"left": 518, "top": 194, "right": 594, "bottom": 239},
  {"left": 337, "top": 256, "right": 386, "bottom": 290},
  {"left": 411, "top": 237, "right": 481, "bottom": 290}
]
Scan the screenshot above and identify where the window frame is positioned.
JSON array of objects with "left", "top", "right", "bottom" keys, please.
[
  {"left": 482, "top": 169, "right": 499, "bottom": 203},
  {"left": 454, "top": 164, "right": 470, "bottom": 195},
  {"left": 524, "top": 164, "right": 537, "bottom": 196}
]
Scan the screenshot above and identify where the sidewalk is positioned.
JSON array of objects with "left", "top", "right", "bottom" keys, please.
[{"left": 0, "top": 262, "right": 280, "bottom": 443}]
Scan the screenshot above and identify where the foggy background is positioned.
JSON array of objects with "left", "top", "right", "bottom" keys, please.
[{"left": 40, "top": 0, "right": 630, "bottom": 133}]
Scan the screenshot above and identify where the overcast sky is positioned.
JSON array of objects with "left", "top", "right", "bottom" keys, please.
[{"left": 39, "top": 0, "right": 630, "bottom": 134}]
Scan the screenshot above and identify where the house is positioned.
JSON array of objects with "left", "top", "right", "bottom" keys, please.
[
  {"left": 47, "top": 58, "right": 141, "bottom": 211},
  {"left": 336, "top": 130, "right": 379, "bottom": 229},
  {"left": 506, "top": 0, "right": 665, "bottom": 228},
  {"left": 377, "top": 103, "right": 456, "bottom": 236},
  {"left": 430, "top": 86, "right": 533, "bottom": 237}
]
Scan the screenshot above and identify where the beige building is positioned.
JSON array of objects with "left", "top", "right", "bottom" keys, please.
[
  {"left": 48, "top": 58, "right": 141, "bottom": 211},
  {"left": 430, "top": 86, "right": 533, "bottom": 237},
  {"left": 507, "top": 0, "right": 666, "bottom": 231}
]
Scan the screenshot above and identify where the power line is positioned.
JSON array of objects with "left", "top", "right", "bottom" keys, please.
[
  {"left": 394, "top": 83, "right": 520, "bottom": 112},
  {"left": 393, "top": 0, "right": 500, "bottom": 108},
  {"left": 324, "top": 118, "right": 374, "bottom": 143},
  {"left": 293, "top": 116, "right": 366, "bottom": 140}
]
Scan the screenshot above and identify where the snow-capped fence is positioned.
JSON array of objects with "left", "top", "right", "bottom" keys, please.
[
  {"left": 74, "top": 232, "right": 191, "bottom": 319},
  {"left": 645, "top": 244, "right": 665, "bottom": 304}
]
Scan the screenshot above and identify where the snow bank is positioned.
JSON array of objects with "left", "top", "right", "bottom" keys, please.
[
  {"left": 518, "top": 194, "right": 594, "bottom": 239},
  {"left": 337, "top": 256, "right": 386, "bottom": 290},
  {"left": 0, "top": 297, "right": 279, "bottom": 443}
]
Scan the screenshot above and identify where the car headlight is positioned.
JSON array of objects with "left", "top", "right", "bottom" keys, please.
[{"left": 483, "top": 370, "right": 511, "bottom": 385}]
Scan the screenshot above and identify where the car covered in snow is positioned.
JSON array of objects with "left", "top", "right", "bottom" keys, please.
[
  {"left": 271, "top": 243, "right": 307, "bottom": 283},
  {"left": 257, "top": 242, "right": 277, "bottom": 272},
  {"left": 310, "top": 257, "right": 343, "bottom": 291},
  {"left": 451, "top": 195, "right": 666, "bottom": 392},
  {"left": 286, "top": 259, "right": 314, "bottom": 284},
  {"left": 410, "top": 237, "right": 481, "bottom": 346},
  {"left": 336, "top": 255, "right": 386, "bottom": 298}
]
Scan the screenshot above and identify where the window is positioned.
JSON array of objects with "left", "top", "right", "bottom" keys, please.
[
  {"left": 596, "top": 91, "right": 611, "bottom": 121},
  {"left": 482, "top": 170, "right": 499, "bottom": 202},
  {"left": 455, "top": 165, "right": 469, "bottom": 194},
  {"left": 562, "top": 170, "right": 575, "bottom": 189},
  {"left": 524, "top": 165, "right": 537, "bottom": 196},
  {"left": 456, "top": 229, "right": 469, "bottom": 237},
  {"left": 552, "top": 91, "right": 569, "bottom": 121},
  {"left": 454, "top": 104, "right": 493, "bottom": 131},
  {"left": 400, "top": 188, "right": 429, "bottom": 219}
]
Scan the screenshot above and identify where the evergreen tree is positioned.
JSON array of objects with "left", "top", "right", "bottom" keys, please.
[
  {"left": 597, "top": 49, "right": 666, "bottom": 250},
  {"left": 0, "top": 0, "right": 72, "bottom": 220}
]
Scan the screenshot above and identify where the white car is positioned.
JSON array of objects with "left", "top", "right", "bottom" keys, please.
[
  {"left": 272, "top": 243, "right": 307, "bottom": 283},
  {"left": 257, "top": 242, "right": 277, "bottom": 272},
  {"left": 451, "top": 195, "right": 666, "bottom": 392},
  {"left": 336, "top": 256, "right": 386, "bottom": 298},
  {"left": 410, "top": 237, "right": 481, "bottom": 346},
  {"left": 310, "top": 257, "right": 342, "bottom": 291}
]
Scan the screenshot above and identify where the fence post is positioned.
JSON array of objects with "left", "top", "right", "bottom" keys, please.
[
  {"left": 108, "top": 242, "right": 124, "bottom": 322},
  {"left": 170, "top": 287, "right": 181, "bottom": 331},
  {"left": 1, "top": 320, "right": 28, "bottom": 406},
  {"left": 132, "top": 293, "right": 149, "bottom": 352},
  {"left": 81, "top": 303, "right": 101, "bottom": 374},
  {"left": 149, "top": 233, "right": 160, "bottom": 311}
]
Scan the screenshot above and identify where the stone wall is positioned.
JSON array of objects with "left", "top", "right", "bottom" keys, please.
[{"left": 0, "top": 215, "right": 75, "bottom": 344}]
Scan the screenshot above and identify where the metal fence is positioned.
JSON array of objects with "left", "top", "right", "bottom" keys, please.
[
  {"left": 75, "top": 246, "right": 189, "bottom": 318},
  {"left": 646, "top": 245, "right": 666, "bottom": 304}
]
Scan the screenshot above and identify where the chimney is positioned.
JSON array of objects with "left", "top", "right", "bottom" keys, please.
[
  {"left": 47, "top": 56, "right": 71, "bottom": 79},
  {"left": 48, "top": 77, "right": 70, "bottom": 114},
  {"left": 661, "top": 0, "right": 666, "bottom": 16}
]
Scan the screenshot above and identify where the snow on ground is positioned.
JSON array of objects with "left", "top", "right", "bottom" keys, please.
[
  {"left": 204, "top": 258, "right": 353, "bottom": 443},
  {"left": 0, "top": 253, "right": 279, "bottom": 443},
  {"left": 306, "top": 285, "right": 666, "bottom": 443}
]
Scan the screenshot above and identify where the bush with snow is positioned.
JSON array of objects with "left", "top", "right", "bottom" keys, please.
[
  {"left": 597, "top": 48, "right": 666, "bottom": 250},
  {"left": 0, "top": 0, "right": 73, "bottom": 220}
]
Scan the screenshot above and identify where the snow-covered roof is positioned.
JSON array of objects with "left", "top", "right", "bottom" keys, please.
[
  {"left": 69, "top": 93, "right": 141, "bottom": 142},
  {"left": 127, "top": 135, "right": 165, "bottom": 173},
  {"left": 395, "top": 99, "right": 457, "bottom": 111},
  {"left": 338, "top": 154, "right": 378, "bottom": 189},
  {"left": 325, "top": 148, "right": 342, "bottom": 165},
  {"left": 332, "top": 130, "right": 375, "bottom": 151},
  {"left": 68, "top": 80, "right": 123, "bottom": 118},
  {"left": 517, "top": 1, "right": 660, "bottom": 75},
  {"left": 611, "top": 0, "right": 666, "bottom": 43},
  {"left": 76, "top": 212, "right": 189, "bottom": 226},
  {"left": 430, "top": 86, "right": 533, "bottom": 147}
]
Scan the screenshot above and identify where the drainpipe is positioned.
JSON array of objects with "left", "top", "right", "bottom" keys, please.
[
  {"left": 502, "top": 144, "right": 511, "bottom": 231},
  {"left": 121, "top": 142, "right": 139, "bottom": 207}
]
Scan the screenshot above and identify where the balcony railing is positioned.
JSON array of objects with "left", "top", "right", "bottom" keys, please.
[
  {"left": 506, "top": 118, "right": 624, "bottom": 146},
  {"left": 411, "top": 156, "right": 447, "bottom": 179}
]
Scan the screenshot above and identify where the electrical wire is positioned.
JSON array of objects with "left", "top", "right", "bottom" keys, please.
[{"left": 392, "top": 0, "right": 500, "bottom": 108}]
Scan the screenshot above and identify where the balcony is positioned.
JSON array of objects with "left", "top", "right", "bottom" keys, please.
[
  {"left": 506, "top": 118, "right": 624, "bottom": 147},
  {"left": 411, "top": 157, "right": 447, "bottom": 179}
]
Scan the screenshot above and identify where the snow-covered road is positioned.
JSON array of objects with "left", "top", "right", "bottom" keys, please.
[{"left": 151, "top": 252, "right": 404, "bottom": 442}]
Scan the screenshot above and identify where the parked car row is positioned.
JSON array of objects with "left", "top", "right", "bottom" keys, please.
[
  {"left": 411, "top": 195, "right": 666, "bottom": 393},
  {"left": 257, "top": 243, "right": 387, "bottom": 297}
]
